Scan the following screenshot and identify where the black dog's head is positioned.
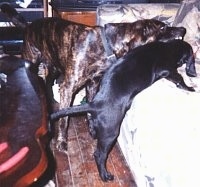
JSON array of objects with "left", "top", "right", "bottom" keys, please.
[
  {"left": 104, "top": 19, "right": 186, "bottom": 58},
  {"left": 164, "top": 40, "right": 197, "bottom": 77}
]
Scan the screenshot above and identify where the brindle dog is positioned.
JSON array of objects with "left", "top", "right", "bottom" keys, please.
[{"left": 1, "top": 3, "right": 187, "bottom": 152}]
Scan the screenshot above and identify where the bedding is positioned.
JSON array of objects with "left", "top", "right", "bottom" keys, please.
[
  {"left": 97, "top": 3, "right": 180, "bottom": 26},
  {"left": 118, "top": 77, "right": 200, "bottom": 187}
]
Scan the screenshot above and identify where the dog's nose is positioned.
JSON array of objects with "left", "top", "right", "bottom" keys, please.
[
  {"left": 174, "top": 27, "right": 186, "bottom": 40},
  {"left": 179, "top": 27, "right": 186, "bottom": 36}
]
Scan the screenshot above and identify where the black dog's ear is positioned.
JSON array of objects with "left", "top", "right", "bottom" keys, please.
[
  {"left": 178, "top": 50, "right": 197, "bottom": 77},
  {"left": 185, "top": 55, "right": 197, "bottom": 77}
]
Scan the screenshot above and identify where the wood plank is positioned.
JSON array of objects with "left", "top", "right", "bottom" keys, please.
[{"left": 51, "top": 116, "right": 136, "bottom": 187}]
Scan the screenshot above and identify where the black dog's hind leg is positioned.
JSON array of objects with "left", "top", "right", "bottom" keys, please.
[
  {"left": 166, "top": 71, "right": 195, "bottom": 91},
  {"left": 94, "top": 130, "right": 119, "bottom": 181}
]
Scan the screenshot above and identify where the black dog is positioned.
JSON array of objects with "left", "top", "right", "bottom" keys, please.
[
  {"left": 51, "top": 40, "right": 196, "bottom": 182},
  {"left": 0, "top": 3, "right": 187, "bottom": 151}
]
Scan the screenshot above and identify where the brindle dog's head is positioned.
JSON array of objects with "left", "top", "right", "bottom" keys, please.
[
  {"left": 104, "top": 19, "right": 186, "bottom": 58},
  {"left": 0, "top": 55, "right": 30, "bottom": 75}
]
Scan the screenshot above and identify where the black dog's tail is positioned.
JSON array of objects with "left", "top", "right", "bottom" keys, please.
[
  {"left": 0, "top": 3, "right": 28, "bottom": 28},
  {"left": 50, "top": 103, "right": 93, "bottom": 121}
]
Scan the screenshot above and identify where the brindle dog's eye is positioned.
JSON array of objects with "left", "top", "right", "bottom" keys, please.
[
  {"left": 160, "top": 25, "right": 167, "bottom": 32},
  {"left": 160, "top": 26, "right": 165, "bottom": 30}
]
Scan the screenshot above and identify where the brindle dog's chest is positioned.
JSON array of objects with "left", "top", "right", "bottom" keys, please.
[{"left": 61, "top": 27, "right": 109, "bottom": 90}]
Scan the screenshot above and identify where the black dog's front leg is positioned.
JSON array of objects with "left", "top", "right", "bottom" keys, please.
[{"left": 166, "top": 71, "right": 195, "bottom": 92}]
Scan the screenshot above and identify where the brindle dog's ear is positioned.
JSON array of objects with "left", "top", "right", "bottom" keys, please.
[
  {"left": 104, "top": 23, "right": 117, "bottom": 37},
  {"left": 104, "top": 23, "right": 117, "bottom": 49}
]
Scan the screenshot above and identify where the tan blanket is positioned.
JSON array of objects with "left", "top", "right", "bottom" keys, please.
[{"left": 97, "top": 3, "right": 180, "bottom": 26}]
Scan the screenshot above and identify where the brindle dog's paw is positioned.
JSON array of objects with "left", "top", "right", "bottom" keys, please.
[
  {"left": 100, "top": 171, "right": 114, "bottom": 182},
  {"left": 56, "top": 142, "right": 68, "bottom": 153},
  {"left": 89, "top": 125, "right": 97, "bottom": 139},
  {"left": 56, "top": 139, "right": 68, "bottom": 153}
]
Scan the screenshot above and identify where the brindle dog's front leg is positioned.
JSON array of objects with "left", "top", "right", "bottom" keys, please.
[
  {"left": 86, "top": 78, "right": 101, "bottom": 102},
  {"left": 166, "top": 71, "right": 195, "bottom": 92},
  {"left": 45, "top": 67, "right": 61, "bottom": 112}
]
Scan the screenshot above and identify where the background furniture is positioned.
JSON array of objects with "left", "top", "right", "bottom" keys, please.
[
  {"left": 51, "top": 0, "right": 151, "bottom": 26},
  {"left": 0, "top": 0, "right": 47, "bottom": 55},
  {"left": 0, "top": 54, "right": 52, "bottom": 186}
]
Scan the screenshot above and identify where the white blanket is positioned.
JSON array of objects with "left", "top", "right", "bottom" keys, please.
[{"left": 119, "top": 76, "right": 200, "bottom": 187}]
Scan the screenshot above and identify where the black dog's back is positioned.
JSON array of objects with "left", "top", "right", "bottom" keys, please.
[{"left": 97, "top": 40, "right": 196, "bottom": 100}]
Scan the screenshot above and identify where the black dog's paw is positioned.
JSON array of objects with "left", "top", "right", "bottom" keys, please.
[
  {"left": 100, "top": 171, "right": 114, "bottom": 182},
  {"left": 176, "top": 82, "right": 196, "bottom": 92},
  {"left": 187, "top": 86, "right": 196, "bottom": 92},
  {"left": 181, "top": 85, "right": 196, "bottom": 92}
]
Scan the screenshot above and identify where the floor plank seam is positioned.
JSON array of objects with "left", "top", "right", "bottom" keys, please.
[{"left": 72, "top": 118, "right": 90, "bottom": 186}]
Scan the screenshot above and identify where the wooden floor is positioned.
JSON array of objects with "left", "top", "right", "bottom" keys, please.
[{"left": 50, "top": 116, "right": 137, "bottom": 187}]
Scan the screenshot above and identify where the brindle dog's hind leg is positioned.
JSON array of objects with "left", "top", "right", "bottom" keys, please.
[
  {"left": 54, "top": 81, "right": 75, "bottom": 153},
  {"left": 55, "top": 117, "right": 69, "bottom": 153},
  {"left": 86, "top": 79, "right": 101, "bottom": 138},
  {"left": 86, "top": 113, "right": 98, "bottom": 139}
]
